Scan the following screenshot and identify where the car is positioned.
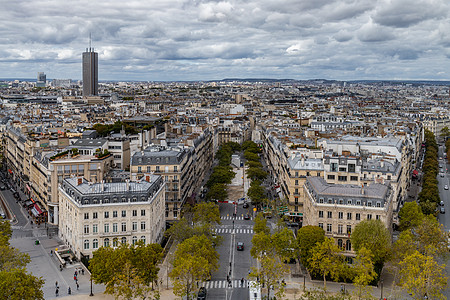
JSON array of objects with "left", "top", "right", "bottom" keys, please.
[
  {"left": 441, "top": 201, "right": 445, "bottom": 206},
  {"left": 197, "top": 287, "right": 207, "bottom": 300},
  {"left": 244, "top": 214, "right": 250, "bottom": 220},
  {"left": 243, "top": 202, "right": 249, "bottom": 208},
  {"left": 445, "top": 185, "right": 449, "bottom": 190},
  {"left": 237, "top": 242, "right": 244, "bottom": 251},
  {"left": 0, "top": 185, "right": 5, "bottom": 190},
  {"left": 441, "top": 207, "right": 445, "bottom": 214},
  {"left": 441, "top": 173, "right": 445, "bottom": 177}
]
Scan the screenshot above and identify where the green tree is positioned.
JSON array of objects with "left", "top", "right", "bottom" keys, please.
[
  {"left": 253, "top": 213, "right": 270, "bottom": 235},
  {"left": 193, "top": 202, "right": 221, "bottom": 226},
  {"left": 0, "top": 220, "right": 12, "bottom": 246},
  {"left": 245, "top": 160, "right": 263, "bottom": 169},
  {"left": 0, "top": 268, "right": 45, "bottom": 300},
  {"left": 248, "top": 255, "right": 288, "bottom": 300},
  {"left": 247, "top": 180, "right": 266, "bottom": 208},
  {"left": 170, "top": 235, "right": 219, "bottom": 300},
  {"left": 244, "top": 150, "right": 260, "bottom": 162},
  {"left": 398, "top": 202, "right": 424, "bottom": 231},
  {"left": 440, "top": 126, "right": 450, "bottom": 138},
  {"left": 398, "top": 250, "right": 447, "bottom": 300},
  {"left": 351, "top": 219, "right": 391, "bottom": 265},
  {"left": 297, "top": 226, "right": 325, "bottom": 268},
  {"left": 165, "top": 218, "right": 195, "bottom": 243},
  {"left": 413, "top": 215, "right": 448, "bottom": 256},
  {"left": 90, "top": 242, "right": 163, "bottom": 299},
  {"left": 353, "top": 247, "right": 377, "bottom": 300},
  {"left": 246, "top": 167, "right": 267, "bottom": 181},
  {"left": 298, "top": 289, "right": 351, "bottom": 300},
  {"left": 308, "top": 238, "right": 344, "bottom": 289},
  {"left": 205, "top": 183, "right": 228, "bottom": 202}
]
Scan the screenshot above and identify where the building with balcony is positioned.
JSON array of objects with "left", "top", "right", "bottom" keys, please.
[{"left": 58, "top": 174, "right": 165, "bottom": 259}]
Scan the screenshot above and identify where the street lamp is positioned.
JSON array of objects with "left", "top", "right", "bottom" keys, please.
[
  {"left": 89, "top": 275, "right": 94, "bottom": 296},
  {"left": 380, "top": 279, "right": 383, "bottom": 300}
]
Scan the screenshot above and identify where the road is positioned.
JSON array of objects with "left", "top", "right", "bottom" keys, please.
[
  {"left": 437, "top": 144, "right": 450, "bottom": 229},
  {"left": 202, "top": 201, "right": 255, "bottom": 300}
]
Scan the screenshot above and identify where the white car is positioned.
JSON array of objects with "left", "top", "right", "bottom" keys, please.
[{"left": 445, "top": 185, "right": 449, "bottom": 190}]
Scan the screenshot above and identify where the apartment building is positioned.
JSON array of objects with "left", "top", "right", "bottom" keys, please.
[
  {"left": 58, "top": 175, "right": 165, "bottom": 259},
  {"left": 303, "top": 177, "right": 394, "bottom": 257},
  {"left": 130, "top": 145, "right": 194, "bottom": 224}
]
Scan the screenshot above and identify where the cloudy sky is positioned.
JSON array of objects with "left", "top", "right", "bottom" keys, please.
[{"left": 1, "top": 0, "right": 449, "bottom": 81}]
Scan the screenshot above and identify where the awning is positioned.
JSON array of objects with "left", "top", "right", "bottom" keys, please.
[
  {"left": 33, "top": 203, "right": 43, "bottom": 215},
  {"left": 8, "top": 169, "right": 12, "bottom": 174},
  {"left": 31, "top": 207, "right": 40, "bottom": 217},
  {"left": 413, "top": 170, "right": 419, "bottom": 175}
]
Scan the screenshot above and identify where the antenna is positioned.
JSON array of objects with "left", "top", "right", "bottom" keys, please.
[{"left": 89, "top": 33, "right": 92, "bottom": 51}]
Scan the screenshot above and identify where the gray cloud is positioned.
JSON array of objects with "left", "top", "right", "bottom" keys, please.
[{"left": 0, "top": 0, "right": 448, "bottom": 81}]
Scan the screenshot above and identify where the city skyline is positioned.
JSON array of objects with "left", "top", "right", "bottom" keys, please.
[{"left": 1, "top": 0, "right": 449, "bottom": 81}]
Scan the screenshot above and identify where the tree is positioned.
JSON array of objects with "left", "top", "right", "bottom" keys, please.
[
  {"left": 398, "top": 251, "right": 447, "bottom": 300},
  {"left": 308, "top": 238, "right": 344, "bottom": 289},
  {"left": 351, "top": 219, "right": 391, "bottom": 265},
  {"left": 0, "top": 268, "right": 45, "bottom": 300},
  {"left": 246, "top": 167, "right": 267, "bottom": 181},
  {"left": 244, "top": 150, "right": 260, "bottom": 162},
  {"left": 297, "top": 226, "right": 325, "bottom": 268},
  {"left": 253, "top": 213, "right": 270, "bottom": 235},
  {"left": 247, "top": 180, "right": 266, "bottom": 208},
  {"left": 205, "top": 183, "right": 227, "bottom": 202},
  {"left": 170, "top": 235, "right": 219, "bottom": 300},
  {"left": 413, "top": 215, "right": 448, "bottom": 257},
  {"left": 440, "top": 126, "right": 450, "bottom": 138},
  {"left": 165, "top": 218, "right": 195, "bottom": 243},
  {"left": 353, "top": 247, "right": 377, "bottom": 300},
  {"left": 398, "top": 202, "right": 424, "bottom": 231},
  {"left": 0, "top": 220, "right": 12, "bottom": 246},
  {"left": 245, "top": 160, "right": 263, "bottom": 169},
  {"left": 193, "top": 202, "right": 221, "bottom": 226},
  {"left": 248, "top": 255, "right": 288, "bottom": 300},
  {"left": 90, "top": 242, "right": 163, "bottom": 299}
]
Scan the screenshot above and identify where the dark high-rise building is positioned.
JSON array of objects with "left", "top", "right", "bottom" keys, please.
[
  {"left": 82, "top": 48, "right": 98, "bottom": 96},
  {"left": 36, "top": 72, "right": 46, "bottom": 87}
]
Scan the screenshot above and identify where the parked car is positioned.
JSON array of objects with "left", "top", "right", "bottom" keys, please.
[
  {"left": 441, "top": 173, "right": 445, "bottom": 177},
  {"left": 441, "top": 207, "right": 445, "bottom": 214},
  {"left": 237, "top": 242, "right": 244, "bottom": 251},
  {"left": 441, "top": 201, "right": 445, "bottom": 206},
  {"left": 197, "top": 287, "right": 207, "bottom": 300},
  {"left": 445, "top": 185, "right": 449, "bottom": 190},
  {"left": 0, "top": 185, "right": 5, "bottom": 190},
  {"left": 243, "top": 202, "right": 249, "bottom": 208},
  {"left": 244, "top": 214, "right": 250, "bottom": 220}
]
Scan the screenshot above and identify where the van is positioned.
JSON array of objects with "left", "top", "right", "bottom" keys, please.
[{"left": 249, "top": 281, "right": 261, "bottom": 300}]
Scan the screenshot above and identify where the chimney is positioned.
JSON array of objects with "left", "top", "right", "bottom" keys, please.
[
  {"left": 361, "top": 184, "right": 365, "bottom": 195},
  {"left": 101, "top": 180, "right": 105, "bottom": 191},
  {"left": 301, "top": 154, "right": 305, "bottom": 167},
  {"left": 77, "top": 177, "right": 83, "bottom": 185},
  {"left": 145, "top": 174, "right": 150, "bottom": 182},
  {"left": 126, "top": 179, "right": 130, "bottom": 191}
]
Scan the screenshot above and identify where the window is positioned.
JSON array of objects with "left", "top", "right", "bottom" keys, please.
[
  {"left": 339, "top": 167, "right": 346, "bottom": 172},
  {"left": 367, "top": 214, "right": 372, "bottom": 220},
  {"left": 84, "top": 239, "right": 89, "bottom": 250},
  {"left": 113, "top": 211, "right": 118, "bottom": 218},
  {"left": 348, "top": 164, "right": 355, "bottom": 172},
  {"left": 356, "top": 213, "right": 360, "bottom": 221},
  {"left": 318, "top": 223, "right": 323, "bottom": 229},
  {"left": 84, "top": 213, "right": 89, "bottom": 220},
  {"left": 317, "top": 172, "right": 321, "bottom": 176},
  {"left": 347, "top": 225, "right": 352, "bottom": 234},
  {"left": 338, "top": 239, "right": 343, "bottom": 249},
  {"left": 338, "top": 199, "right": 344, "bottom": 204},
  {"left": 327, "top": 175, "right": 335, "bottom": 180},
  {"left": 93, "top": 224, "right": 98, "bottom": 233},
  {"left": 326, "top": 224, "right": 332, "bottom": 233},
  {"left": 138, "top": 166, "right": 142, "bottom": 173},
  {"left": 122, "top": 222, "right": 126, "bottom": 232},
  {"left": 132, "top": 236, "right": 138, "bottom": 245},
  {"left": 295, "top": 198, "right": 299, "bottom": 205},
  {"left": 328, "top": 198, "right": 333, "bottom": 204},
  {"left": 121, "top": 237, "right": 127, "bottom": 245},
  {"left": 122, "top": 210, "right": 126, "bottom": 217},
  {"left": 350, "top": 176, "right": 358, "bottom": 181},
  {"left": 147, "top": 166, "right": 151, "bottom": 172},
  {"left": 174, "top": 166, "right": 178, "bottom": 172},
  {"left": 347, "top": 213, "right": 352, "bottom": 220},
  {"left": 295, "top": 171, "right": 299, "bottom": 177},
  {"left": 376, "top": 202, "right": 381, "bottom": 207},
  {"left": 104, "top": 238, "right": 110, "bottom": 247},
  {"left": 338, "top": 224, "right": 343, "bottom": 234},
  {"left": 338, "top": 212, "right": 343, "bottom": 219},
  {"left": 319, "top": 211, "right": 324, "bottom": 218},
  {"left": 93, "top": 239, "right": 98, "bottom": 249},
  {"left": 331, "top": 163, "right": 338, "bottom": 172},
  {"left": 113, "top": 223, "right": 118, "bottom": 232},
  {"left": 84, "top": 225, "right": 89, "bottom": 234},
  {"left": 356, "top": 200, "right": 361, "bottom": 206},
  {"left": 338, "top": 176, "right": 347, "bottom": 181},
  {"left": 104, "top": 211, "right": 109, "bottom": 218},
  {"left": 294, "top": 206, "right": 298, "bottom": 212},
  {"left": 93, "top": 212, "right": 98, "bottom": 219},
  {"left": 113, "top": 238, "right": 118, "bottom": 247},
  {"left": 376, "top": 215, "right": 380, "bottom": 220},
  {"left": 174, "top": 211, "right": 178, "bottom": 218},
  {"left": 327, "top": 211, "right": 332, "bottom": 219},
  {"left": 141, "top": 236, "right": 146, "bottom": 244},
  {"left": 141, "top": 222, "right": 146, "bottom": 230},
  {"left": 346, "top": 240, "right": 351, "bottom": 251},
  {"left": 367, "top": 201, "right": 372, "bottom": 207},
  {"left": 132, "top": 210, "right": 137, "bottom": 217},
  {"left": 104, "top": 223, "right": 109, "bottom": 233},
  {"left": 295, "top": 180, "right": 299, "bottom": 185},
  {"left": 141, "top": 209, "right": 146, "bottom": 216},
  {"left": 347, "top": 199, "right": 352, "bottom": 205},
  {"left": 132, "top": 222, "right": 137, "bottom": 231},
  {"left": 155, "top": 166, "right": 160, "bottom": 172},
  {"left": 319, "top": 198, "right": 324, "bottom": 203}
]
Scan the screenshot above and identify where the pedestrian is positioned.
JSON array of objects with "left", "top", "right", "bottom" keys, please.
[
  {"left": 55, "top": 281, "right": 58, "bottom": 288},
  {"left": 241, "top": 278, "right": 244, "bottom": 287},
  {"left": 228, "top": 279, "right": 232, "bottom": 287},
  {"left": 55, "top": 287, "right": 59, "bottom": 297},
  {"left": 68, "top": 287, "right": 71, "bottom": 295},
  {"left": 74, "top": 275, "right": 77, "bottom": 281},
  {"left": 75, "top": 270, "right": 78, "bottom": 276},
  {"left": 76, "top": 282, "right": 79, "bottom": 290},
  {"left": 82, "top": 268, "right": 84, "bottom": 275},
  {"left": 60, "top": 264, "right": 63, "bottom": 271}
]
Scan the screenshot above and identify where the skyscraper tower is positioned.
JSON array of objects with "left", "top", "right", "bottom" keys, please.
[
  {"left": 82, "top": 37, "right": 98, "bottom": 96},
  {"left": 36, "top": 72, "right": 46, "bottom": 87}
]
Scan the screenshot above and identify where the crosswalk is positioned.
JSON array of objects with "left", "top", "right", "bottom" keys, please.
[
  {"left": 200, "top": 280, "right": 247, "bottom": 289},
  {"left": 221, "top": 216, "right": 253, "bottom": 220},
  {"left": 214, "top": 228, "right": 254, "bottom": 234}
]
